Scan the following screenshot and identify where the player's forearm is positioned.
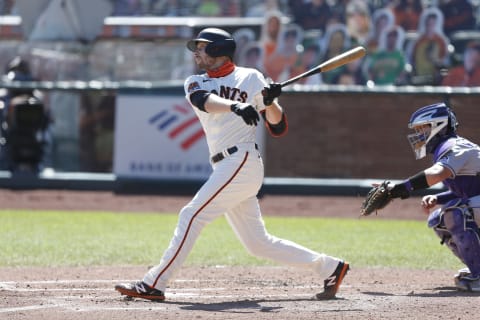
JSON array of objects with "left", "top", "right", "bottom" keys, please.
[
  {"left": 264, "top": 101, "right": 283, "bottom": 125},
  {"left": 434, "top": 190, "right": 456, "bottom": 205},
  {"left": 204, "top": 94, "right": 234, "bottom": 113},
  {"left": 389, "top": 164, "right": 453, "bottom": 199}
]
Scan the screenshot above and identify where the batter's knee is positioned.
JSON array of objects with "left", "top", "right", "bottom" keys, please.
[{"left": 177, "top": 206, "right": 210, "bottom": 231}]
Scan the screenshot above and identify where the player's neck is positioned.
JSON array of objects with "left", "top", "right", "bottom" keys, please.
[{"left": 207, "top": 61, "right": 235, "bottom": 78}]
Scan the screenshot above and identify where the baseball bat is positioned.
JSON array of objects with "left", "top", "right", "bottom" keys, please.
[{"left": 280, "top": 46, "right": 366, "bottom": 87}]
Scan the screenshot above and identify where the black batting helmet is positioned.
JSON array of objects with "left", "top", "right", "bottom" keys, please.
[{"left": 187, "top": 28, "right": 236, "bottom": 59}]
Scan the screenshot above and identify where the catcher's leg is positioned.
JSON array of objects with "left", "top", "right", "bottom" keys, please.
[
  {"left": 428, "top": 202, "right": 480, "bottom": 291},
  {"left": 428, "top": 208, "right": 463, "bottom": 261}
]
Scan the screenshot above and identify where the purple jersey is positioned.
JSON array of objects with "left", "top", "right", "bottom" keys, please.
[{"left": 434, "top": 136, "right": 480, "bottom": 199}]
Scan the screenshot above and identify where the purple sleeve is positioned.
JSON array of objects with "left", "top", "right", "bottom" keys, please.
[{"left": 435, "top": 190, "right": 456, "bottom": 204}]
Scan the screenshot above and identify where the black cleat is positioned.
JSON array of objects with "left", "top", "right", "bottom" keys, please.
[
  {"left": 115, "top": 281, "right": 166, "bottom": 301},
  {"left": 316, "top": 261, "right": 350, "bottom": 300}
]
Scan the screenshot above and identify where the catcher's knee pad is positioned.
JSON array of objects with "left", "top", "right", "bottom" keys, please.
[
  {"left": 428, "top": 209, "right": 463, "bottom": 261},
  {"left": 427, "top": 198, "right": 477, "bottom": 232},
  {"left": 429, "top": 199, "right": 480, "bottom": 276}
]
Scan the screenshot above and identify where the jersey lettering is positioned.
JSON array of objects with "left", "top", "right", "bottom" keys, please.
[
  {"left": 239, "top": 91, "right": 248, "bottom": 102},
  {"left": 218, "top": 85, "right": 247, "bottom": 103},
  {"left": 219, "top": 86, "right": 231, "bottom": 99}
]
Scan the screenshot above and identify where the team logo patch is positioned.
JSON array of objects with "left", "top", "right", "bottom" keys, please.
[{"left": 187, "top": 81, "right": 200, "bottom": 93}]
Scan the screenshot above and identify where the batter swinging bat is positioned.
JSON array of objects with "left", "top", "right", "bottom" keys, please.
[{"left": 280, "top": 46, "right": 366, "bottom": 87}]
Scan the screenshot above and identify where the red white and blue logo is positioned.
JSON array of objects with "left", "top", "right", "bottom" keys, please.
[{"left": 149, "top": 102, "right": 204, "bottom": 150}]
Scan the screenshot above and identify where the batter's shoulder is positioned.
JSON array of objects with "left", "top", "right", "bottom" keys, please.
[
  {"left": 236, "top": 66, "right": 264, "bottom": 76},
  {"left": 185, "top": 73, "right": 207, "bottom": 84},
  {"left": 184, "top": 74, "right": 209, "bottom": 94}
]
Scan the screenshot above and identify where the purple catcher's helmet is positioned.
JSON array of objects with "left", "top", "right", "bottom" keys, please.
[
  {"left": 407, "top": 102, "right": 458, "bottom": 159},
  {"left": 187, "top": 28, "right": 236, "bottom": 59}
]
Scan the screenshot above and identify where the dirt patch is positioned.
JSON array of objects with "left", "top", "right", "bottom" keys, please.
[
  {"left": 1, "top": 266, "right": 477, "bottom": 320},
  {"left": 0, "top": 189, "right": 426, "bottom": 220},
  {"left": 0, "top": 189, "right": 478, "bottom": 319}
]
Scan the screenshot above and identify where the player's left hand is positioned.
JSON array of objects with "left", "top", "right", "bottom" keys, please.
[
  {"left": 262, "top": 83, "right": 282, "bottom": 106},
  {"left": 230, "top": 103, "right": 259, "bottom": 126}
]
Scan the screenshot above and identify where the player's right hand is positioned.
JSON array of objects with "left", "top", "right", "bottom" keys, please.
[
  {"left": 421, "top": 195, "right": 437, "bottom": 214},
  {"left": 230, "top": 103, "right": 259, "bottom": 126}
]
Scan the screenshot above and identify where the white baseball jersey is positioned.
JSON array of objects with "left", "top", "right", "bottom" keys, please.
[
  {"left": 184, "top": 66, "right": 267, "bottom": 156},
  {"left": 142, "top": 63, "right": 342, "bottom": 295}
]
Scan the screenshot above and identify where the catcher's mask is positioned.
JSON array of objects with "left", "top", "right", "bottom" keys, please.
[
  {"left": 187, "top": 28, "right": 236, "bottom": 59},
  {"left": 407, "top": 102, "right": 458, "bottom": 159}
]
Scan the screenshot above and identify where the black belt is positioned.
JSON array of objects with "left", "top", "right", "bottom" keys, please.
[{"left": 211, "top": 144, "right": 258, "bottom": 164}]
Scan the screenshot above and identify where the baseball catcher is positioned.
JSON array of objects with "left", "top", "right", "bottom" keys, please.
[{"left": 361, "top": 102, "right": 480, "bottom": 292}]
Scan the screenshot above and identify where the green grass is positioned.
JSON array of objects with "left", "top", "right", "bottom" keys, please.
[{"left": 0, "top": 210, "right": 463, "bottom": 270}]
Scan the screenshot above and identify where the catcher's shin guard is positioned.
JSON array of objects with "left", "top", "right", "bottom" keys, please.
[{"left": 429, "top": 203, "right": 480, "bottom": 278}]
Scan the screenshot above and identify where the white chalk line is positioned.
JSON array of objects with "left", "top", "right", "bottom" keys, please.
[
  {"left": 0, "top": 278, "right": 357, "bottom": 314},
  {"left": 0, "top": 278, "right": 314, "bottom": 285},
  {"left": 0, "top": 303, "right": 168, "bottom": 313},
  {"left": 0, "top": 304, "right": 66, "bottom": 313},
  {"left": 0, "top": 279, "right": 330, "bottom": 291},
  {"left": 0, "top": 291, "right": 321, "bottom": 314},
  {"left": 1, "top": 285, "right": 330, "bottom": 293}
]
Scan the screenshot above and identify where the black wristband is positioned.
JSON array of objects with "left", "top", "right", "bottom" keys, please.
[
  {"left": 406, "top": 171, "right": 429, "bottom": 191},
  {"left": 390, "top": 171, "right": 428, "bottom": 200},
  {"left": 267, "top": 113, "right": 287, "bottom": 136},
  {"left": 389, "top": 183, "right": 410, "bottom": 199}
]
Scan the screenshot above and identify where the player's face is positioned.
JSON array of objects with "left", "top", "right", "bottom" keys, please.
[
  {"left": 407, "top": 124, "right": 431, "bottom": 159},
  {"left": 193, "top": 42, "right": 217, "bottom": 70}
]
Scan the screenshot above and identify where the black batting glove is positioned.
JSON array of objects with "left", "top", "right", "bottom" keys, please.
[
  {"left": 230, "top": 103, "right": 259, "bottom": 126},
  {"left": 262, "top": 82, "right": 282, "bottom": 106}
]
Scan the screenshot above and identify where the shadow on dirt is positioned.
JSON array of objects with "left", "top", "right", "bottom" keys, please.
[
  {"left": 362, "top": 288, "right": 480, "bottom": 298},
  {"left": 172, "top": 297, "right": 328, "bottom": 313}
]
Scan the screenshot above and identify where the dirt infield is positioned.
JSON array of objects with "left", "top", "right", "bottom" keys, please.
[{"left": 1, "top": 190, "right": 479, "bottom": 319}]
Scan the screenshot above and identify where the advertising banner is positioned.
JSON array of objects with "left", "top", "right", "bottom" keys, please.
[{"left": 114, "top": 94, "right": 211, "bottom": 180}]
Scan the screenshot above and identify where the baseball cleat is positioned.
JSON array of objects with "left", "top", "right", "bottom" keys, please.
[
  {"left": 454, "top": 267, "right": 471, "bottom": 279},
  {"left": 453, "top": 268, "right": 472, "bottom": 287},
  {"left": 115, "top": 281, "right": 166, "bottom": 301},
  {"left": 316, "top": 261, "right": 350, "bottom": 300},
  {"left": 454, "top": 274, "right": 480, "bottom": 292}
]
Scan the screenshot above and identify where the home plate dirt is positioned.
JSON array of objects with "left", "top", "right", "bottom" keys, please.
[{"left": 0, "top": 190, "right": 479, "bottom": 319}]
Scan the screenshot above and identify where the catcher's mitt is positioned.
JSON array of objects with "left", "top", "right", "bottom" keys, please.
[{"left": 361, "top": 181, "right": 393, "bottom": 216}]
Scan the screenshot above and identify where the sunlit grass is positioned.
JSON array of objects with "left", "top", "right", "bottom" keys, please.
[{"left": 0, "top": 210, "right": 462, "bottom": 270}]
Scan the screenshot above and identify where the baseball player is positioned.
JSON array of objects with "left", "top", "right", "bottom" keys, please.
[
  {"left": 366, "top": 102, "right": 480, "bottom": 291},
  {"left": 115, "top": 27, "right": 349, "bottom": 301}
]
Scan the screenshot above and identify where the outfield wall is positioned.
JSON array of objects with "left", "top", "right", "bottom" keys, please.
[
  {"left": 0, "top": 84, "right": 479, "bottom": 194},
  {"left": 267, "top": 88, "right": 480, "bottom": 180}
]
